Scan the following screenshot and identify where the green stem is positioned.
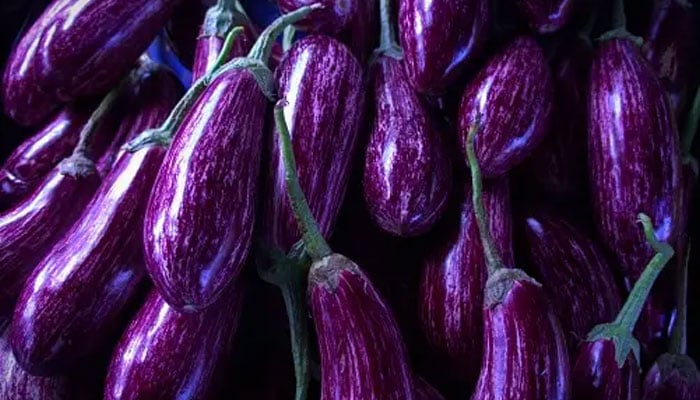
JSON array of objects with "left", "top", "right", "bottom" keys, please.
[
  {"left": 682, "top": 85, "right": 700, "bottom": 156},
  {"left": 670, "top": 240, "right": 690, "bottom": 355},
  {"left": 71, "top": 84, "right": 123, "bottom": 158},
  {"left": 374, "top": 0, "right": 403, "bottom": 60},
  {"left": 273, "top": 101, "right": 332, "bottom": 261},
  {"left": 465, "top": 118, "right": 505, "bottom": 276},
  {"left": 283, "top": 25, "right": 296, "bottom": 52},
  {"left": 202, "top": 0, "right": 239, "bottom": 37},
  {"left": 208, "top": 26, "right": 244, "bottom": 76},
  {"left": 246, "top": 4, "right": 320, "bottom": 64}
]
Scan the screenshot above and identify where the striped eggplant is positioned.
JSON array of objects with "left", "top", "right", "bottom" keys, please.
[
  {"left": 589, "top": 36, "right": 682, "bottom": 283},
  {"left": 414, "top": 377, "right": 445, "bottom": 400},
  {"left": 2, "top": 0, "right": 179, "bottom": 126},
  {"left": 9, "top": 62, "right": 181, "bottom": 376},
  {"left": 0, "top": 328, "right": 70, "bottom": 400},
  {"left": 0, "top": 107, "right": 88, "bottom": 209},
  {"left": 419, "top": 178, "right": 512, "bottom": 382},
  {"left": 521, "top": 210, "right": 622, "bottom": 352},
  {"left": 310, "top": 253, "right": 416, "bottom": 400},
  {"left": 458, "top": 36, "right": 553, "bottom": 178},
  {"left": 572, "top": 339, "right": 641, "bottom": 400},
  {"left": 363, "top": 56, "right": 452, "bottom": 237},
  {"left": 511, "top": 0, "right": 577, "bottom": 33},
  {"left": 104, "top": 286, "right": 244, "bottom": 400},
  {"left": 262, "top": 35, "right": 364, "bottom": 252},
  {"left": 642, "top": 353, "right": 700, "bottom": 400},
  {"left": 398, "top": 0, "right": 490, "bottom": 95},
  {"left": 522, "top": 34, "right": 592, "bottom": 200},
  {"left": 471, "top": 270, "right": 571, "bottom": 400},
  {"left": 642, "top": 0, "right": 699, "bottom": 119}
]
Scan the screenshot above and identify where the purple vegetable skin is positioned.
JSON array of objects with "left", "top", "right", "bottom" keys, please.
[
  {"left": 104, "top": 286, "right": 244, "bottom": 400},
  {"left": 2, "top": 0, "right": 179, "bottom": 126},
  {"left": 262, "top": 35, "right": 364, "bottom": 251},
  {"left": 458, "top": 36, "right": 553, "bottom": 178},
  {"left": 9, "top": 64, "right": 181, "bottom": 376},
  {"left": 511, "top": 0, "right": 577, "bottom": 33},
  {"left": 144, "top": 69, "right": 266, "bottom": 312},
  {"left": 363, "top": 57, "right": 452, "bottom": 237},
  {"left": 310, "top": 254, "right": 416, "bottom": 400},
  {"left": 419, "top": 178, "right": 512, "bottom": 382},
  {"left": 642, "top": 353, "right": 700, "bottom": 400},
  {"left": 572, "top": 339, "right": 641, "bottom": 400},
  {"left": 398, "top": 0, "right": 490, "bottom": 95},
  {"left": 522, "top": 211, "right": 622, "bottom": 352}
]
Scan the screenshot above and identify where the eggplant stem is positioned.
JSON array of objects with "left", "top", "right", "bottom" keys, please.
[
  {"left": 682, "top": 85, "right": 700, "bottom": 156},
  {"left": 273, "top": 101, "right": 332, "bottom": 261},
  {"left": 669, "top": 240, "right": 690, "bottom": 355},
  {"left": 206, "top": 26, "right": 244, "bottom": 78},
  {"left": 247, "top": 4, "right": 321, "bottom": 63},
  {"left": 587, "top": 213, "right": 674, "bottom": 367},
  {"left": 611, "top": 0, "right": 626, "bottom": 31},
  {"left": 283, "top": 25, "right": 296, "bottom": 52},
  {"left": 71, "top": 82, "right": 124, "bottom": 158},
  {"left": 202, "top": 0, "right": 240, "bottom": 37},
  {"left": 373, "top": 0, "right": 403, "bottom": 61},
  {"left": 465, "top": 117, "right": 505, "bottom": 276}
]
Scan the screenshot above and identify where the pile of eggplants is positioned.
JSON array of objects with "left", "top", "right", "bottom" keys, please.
[{"left": 0, "top": 0, "right": 698, "bottom": 399}]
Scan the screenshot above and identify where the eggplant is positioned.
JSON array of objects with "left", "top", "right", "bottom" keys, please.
[
  {"left": 0, "top": 328, "right": 69, "bottom": 400},
  {"left": 642, "top": 0, "right": 699, "bottom": 119},
  {"left": 398, "top": 0, "right": 490, "bottom": 95},
  {"left": 9, "top": 62, "right": 181, "bottom": 376},
  {"left": 261, "top": 35, "right": 364, "bottom": 252},
  {"left": 104, "top": 286, "right": 244, "bottom": 400},
  {"left": 642, "top": 353, "right": 700, "bottom": 400},
  {"left": 414, "top": 377, "right": 445, "bottom": 400},
  {"left": 0, "top": 107, "right": 88, "bottom": 209},
  {"left": 572, "top": 339, "right": 641, "bottom": 400},
  {"left": 310, "top": 254, "right": 416, "bottom": 400},
  {"left": 363, "top": 55, "right": 452, "bottom": 236},
  {"left": 522, "top": 34, "right": 592, "bottom": 200},
  {"left": 458, "top": 35, "right": 553, "bottom": 178},
  {"left": 2, "top": 0, "right": 179, "bottom": 126},
  {"left": 511, "top": 0, "right": 577, "bottom": 33},
  {"left": 419, "top": 178, "right": 512, "bottom": 382},
  {"left": 522, "top": 211, "right": 622, "bottom": 352}
]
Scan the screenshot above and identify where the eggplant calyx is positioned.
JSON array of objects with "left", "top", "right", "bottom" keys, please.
[
  {"left": 308, "top": 254, "right": 359, "bottom": 292},
  {"left": 587, "top": 324, "right": 640, "bottom": 368},
  {"left": 653, "top": 353, "right": 700, "bottom": 382},
  {"left": 484, "top": 268, "right": 540, "bottom": 308},
  {"left": 202, "top": 0, "right": 248, "bottom": 38},
  {"left": 597, "top": 28, "right": 643, "bottom": 46},
  {"left": 58, "top": 154, "right": 97, "bottom": 178}
]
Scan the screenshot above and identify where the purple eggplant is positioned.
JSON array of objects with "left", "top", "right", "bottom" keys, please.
[
  {"left": 522, "top": 211, "right": 622, "bottom": 352},
  {"left": 9, "top": 63, "right": 181, "bottom": 376},
  {"left": 0, "top": 107, "right": 88, "bottom": 209},
  {"left": 643, "top": 353, "right": 700, "bottom": 400},
  {"left": 511, "top": 0, "right": 577, "bottom": 33},
  {"left": 363, "top": 56, "right": 452, "bottom": 236},
  {"left": 642, "top": 0, "right": 699, "bottom": 119},
  {"left": 0, "top": 328, "right": 70, "bottom": 400},
  {"left": 589, "top": 36, "right": 682, "bottom": 282},
  {"left": 419, "top": 178, "right": 512, "bottom": 382},
  {"left": 522, "top": 35, "right": 592, "bottom": 199},
  {"left": 310, "top": 254, "right": 416, "bottom": 400},
  {"left": 572, "top": 339, "right": 641, "bottom": 400},
  {"left": 2, "top": 0, "right": 179, "bottom": 126},
  {"left": 104, "top": 286, "right": 244, "bottom": 400},
  {"left": 458, "top": 35, "right": 553, "bottom": 178},
  {"left": 414, "top": 377, "right": 445, "bottom": 400},
  {"left": 261, "top": 35, "right": 364, "bottom": 252},
  {"left": 398, "top": 0, "right": 490, "bottom": 95}
]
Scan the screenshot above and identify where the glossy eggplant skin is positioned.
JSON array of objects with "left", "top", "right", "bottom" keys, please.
[
  {"left": 588, "top": 38, "right": 682, "bottom": 283},
  {"left": 0, "top": 107, "right": 87, "bottom": 209},
  {"left": 511, "top": 0, "right": 577, "bottom": 33},
  {"left": 398, "top": 0, "right": 490, "bottom": 95},
  {"left": 642, "top": 353, "right": 700, "bottom": 400},
  {"left": 363, "top": 57, "right": 451, "bottom": 237},
  {"left": 104, "top": 286, "right": 244, "bottom": 400},
  {"left": 310, "top": 254, "right": 416, "bottom": 400},
  {"left": 572, "top": 339, "right": 641, "bottom": 400},
  {"left": 458, "top": 36, "right": 553, "bottom": 178},
  {"left": 419, "top": 178, "right": 512, "bottom": 382},
  {"left": 9, "top": 65, "right": 181, "bottom": 376},
  {"left": 471, "top": 273, "right": 571, "bottom": 400},
  {"left": 642, "top": 0, "right": 699, "bottom": 118},
  {"left": 522, "top": 211, "right": 622, "bottom": 352},
  {"left": 2, "top": 0, "right": 179, "bottom": 126},
  {"left": 0, "top": 165, "right": 100, "bottom": 328},
  {"left": 522, "top": 35, "right": 592, "bottom": 200},
  {"left": 144, "top": 69, "right": 266, "bottom": 312},
  {"left": 262, "top": 35, "right": 364, "bottom": 252},
  {"left": 0, "top": 328, "right": 69, "bottom": 400}
]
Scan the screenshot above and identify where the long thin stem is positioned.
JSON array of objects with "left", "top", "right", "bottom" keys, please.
[
  {"left": 670, "top": 240, "right": 690, "bottom": 355},
  {"left": 465, "top": 118, "right": 504, "bottom": 276},
  {"left": 375, "top": 0, "right": 403, "bottom": 60},
  {"left": 611, "top": 0, "right": 627, "bottom": 31},
  {"left": 273, "top": 101, "right": 332, "bottom": 261},
  {"left": 71, "top": 84, "right": 123, "bottom": 158},
  {"left": 283, "top": 25, "right": 296, "bottom": 52},
  {"left": 247, "top": 4, "right": 321, "bottom": 64},
  {"left": 682, "top": 86, "right": 700, "bottom": 156},
  {"left": 280, "top": 269, "right": 310, "bottom": 400}
]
